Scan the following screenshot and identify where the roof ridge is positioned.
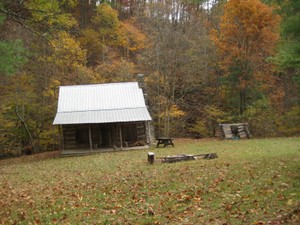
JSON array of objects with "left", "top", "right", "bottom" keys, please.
[
  {"left": 60, "top": 82, "right": 138, "bottom": 88},
  {"left": 58, "top": 107, "right": 148, "bottom": 113}
]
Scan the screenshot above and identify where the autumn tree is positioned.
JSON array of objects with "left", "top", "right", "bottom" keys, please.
[
  {"left": 80, "top": 3, "right": 145, "bottom": 66},
  {"left": 0, "top": 0, "right": 91, "bottom": 156},
  {"left": 211, "top": 0, "right": 280, "bottom": 115},
  {"left": 135, "top": 0, "right": 217, "bottom": 137}
]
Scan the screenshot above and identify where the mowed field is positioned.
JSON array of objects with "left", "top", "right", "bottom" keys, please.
[{"left": 0, "top": 138, "right": 299, "bottom": 225}]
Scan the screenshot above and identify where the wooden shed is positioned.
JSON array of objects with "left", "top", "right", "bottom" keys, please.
[
  {"left": 53, "top": 82, "right": 152, "bottom": 155},
  {"left": 214, "top": 123, "right": 251, "bottom": 139}
]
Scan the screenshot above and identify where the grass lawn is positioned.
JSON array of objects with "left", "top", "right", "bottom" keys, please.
[{"left": 0, "top": 137, "right": 299, "bottom": 224}]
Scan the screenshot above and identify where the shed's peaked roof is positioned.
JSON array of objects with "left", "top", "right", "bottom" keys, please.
[{"left": 53, "top": 82, "right": 151, "bottom": 125}]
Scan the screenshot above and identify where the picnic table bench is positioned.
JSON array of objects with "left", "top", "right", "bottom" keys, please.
[{"left": 156, "top": 137, "right": 174, "bottom": 148}]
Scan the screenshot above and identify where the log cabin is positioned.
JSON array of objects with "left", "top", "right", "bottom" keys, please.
[{"left": 53, "top": 82, "right": 152, "bottom": 155}]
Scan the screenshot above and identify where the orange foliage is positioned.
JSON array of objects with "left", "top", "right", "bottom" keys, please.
[
  {"left": 119, "top": 20, "right": 146, "bottom": 52},
  {"left": 211, "top": 0, "right": 281, "bottom": 91}
]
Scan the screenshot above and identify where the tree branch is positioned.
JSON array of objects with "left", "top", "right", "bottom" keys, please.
[
  {"left": 0, "top": 8, "right": 54, "bottom": 46},
  {"left": 15, "top": 107, "right": 37, "bottom": 154}
]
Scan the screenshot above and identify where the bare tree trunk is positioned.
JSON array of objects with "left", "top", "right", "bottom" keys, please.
[
  {"left": 156, "top": 34, "right": 161, "bottom": 137},
  {"left": 240, "top": 89, "right": 246, "bottom": 115},
  {"left": 163, "top": 70, "right": 167, "bottom": 136},
  {"left": 15, "top": 107, "right": 37, "bottom": 154}
]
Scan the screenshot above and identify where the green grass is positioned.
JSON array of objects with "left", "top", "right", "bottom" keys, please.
[{"left": 0, "top": 138, "right": 300, "bottom": 224}]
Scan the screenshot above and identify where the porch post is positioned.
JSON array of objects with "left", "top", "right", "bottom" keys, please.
[
  {"left": 59, "top": 125, "right": 64, "bottom": 152},
  {"left": 98, "top": 125, "right": 102, "bottom": 147},
  {"left": 89, "top": 124, "right": 93, "bottom": 152},
  {"left": 146, "top": 121, "right": 151, "bottom": 146},
  {"left": 119, "top": 124, "right": 123, "bottom": 150}
]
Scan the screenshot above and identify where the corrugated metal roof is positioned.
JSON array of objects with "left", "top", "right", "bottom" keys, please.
[
  {"left": 53, "top": 82, "right": 151, "bottom": 125},
  {"left": 53, "top": 108, "right": 151, "bottom": 125}
]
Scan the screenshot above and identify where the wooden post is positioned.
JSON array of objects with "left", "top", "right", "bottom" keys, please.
[
  {"left": 99, "top": 125, "right": 102, "bottom": 147},
  {"left": 146, "top": 121, "right": 151, "bottom": 146},
  {"left": 89, "top": 124, "right": 93, "bottom": 152},
  {"left": 119, "top": 124, "right": 123, "bottom": 150},
  {"left": 148, "top": 152, "right": 155, "bottom": 164},
  {"left": 108, "top": 128, "right": 111, "bottom": 147},
  {"left": 59, "top": 125, "right": 64, "bottom": 152}
]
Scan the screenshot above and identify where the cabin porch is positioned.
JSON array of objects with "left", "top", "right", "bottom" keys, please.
[{"left": 60, "top": 121, "right": 149, "bottom": 154}]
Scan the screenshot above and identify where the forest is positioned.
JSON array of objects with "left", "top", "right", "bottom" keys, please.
[{"left": 0, "top": 0, "right": 299, "bottom": 157}]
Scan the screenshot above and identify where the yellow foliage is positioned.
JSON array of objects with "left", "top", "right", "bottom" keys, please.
[
  {"left": 189, "top": 120, "right": 211, "bottom": 137},
  {"left": 94, "top": 59, "right": 136, "bottom": 83},
  {"left": 50, "top": 31, "right": 87, "bottom": 70},
  {"left": 204, "top": 105, "right": 228, "bottom": 123},
  {"left": 26, "top": 0, "right": 77, "bottom": 28},
  {"left": 38, "top": 126, "right": 59, "bottom": 151},
  {"left": 79, "top": 28, "right": 104, "bottom": 65},
  {"left": 189, "top": 105, "right": 231, "bottom": 137},
  {"left": 159, "top": 104, "right": 185, "bottom": 118},
  {"left": 43, "top": 79, "right": 60, "bottom": 98},
  {"left": 79, "top": 29, "right": 101, "bottom": 48},
  {"left": 169, "top": 104, "right": 185, "bottom": 118},
  {"left": 119, "top": 20, "right": 146, "bottom": 52},
  {"left": 92, "top": 3, "right": 121, "bottom": 47},
  {"left": 93, "top": 3, "right": 119, "bottom": 31},
  {"left": 91, "top": 4, "right": 146, "bottom": 54}
]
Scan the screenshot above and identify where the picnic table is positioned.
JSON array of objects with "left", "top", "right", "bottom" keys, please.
[{"left": 156, "top": 137, "right": 174, "bottom": 148}]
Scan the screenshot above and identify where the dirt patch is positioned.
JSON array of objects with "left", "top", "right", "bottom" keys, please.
[{"left": 0, "top": 151, "right": 60, "bottom": 166}]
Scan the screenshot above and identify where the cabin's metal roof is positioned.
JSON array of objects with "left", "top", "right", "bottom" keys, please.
[{"left": 53, "top": 82, "right": 151, "bottom": 125}]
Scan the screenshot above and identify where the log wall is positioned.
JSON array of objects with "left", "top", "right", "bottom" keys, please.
[{"left": 62, "top": 122, "right": 148, "bottom": 150}]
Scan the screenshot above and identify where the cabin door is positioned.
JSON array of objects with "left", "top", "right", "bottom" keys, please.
[{"left": 100, "top": 124, "right": 113, "bottom": 148}]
